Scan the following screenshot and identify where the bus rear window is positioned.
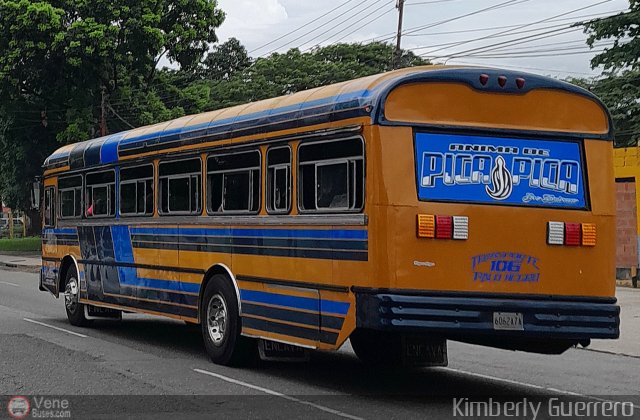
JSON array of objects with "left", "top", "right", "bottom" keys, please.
[{"left": 415, "top": 132, "right": 587, "bottom": 209}]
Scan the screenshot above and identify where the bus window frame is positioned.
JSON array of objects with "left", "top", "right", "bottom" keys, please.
[
  {"left": 85, "top": 169, "right": 116, "bottom": 219},
  {"left": 266, "top": 145, "right": 292, "bottom": 215},
  {"left": 119, "top": 163, "right": 154, "bottom": 217},
  {"left": 58, "top": 175, "right": 83, "bottom": 220},
  {"left": 44, "top": 186, "right": 56, "bottom": 227},
  {"left": 158, "top": 156, "right": 203, "bottom": 216},
  {"left": 297, "top": 136, "right": 365, "bottom": 214},
  {"left": 206, "top": 149, "right": 262, "bottom": 216}
]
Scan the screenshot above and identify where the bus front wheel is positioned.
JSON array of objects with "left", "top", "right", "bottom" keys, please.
[
  {"left": 200, "top": 274, "right": 257, "bottom": 366},
  {"left": 64, "top": 266, "right": 90, "bottom": 327}
]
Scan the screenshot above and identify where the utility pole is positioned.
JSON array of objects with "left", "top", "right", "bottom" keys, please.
[
  {"left": 100, "top": 86, "right": 107, "bottom": 137},
  {"left": 392, "top": 0, "right": 405, "bottom": 69}
]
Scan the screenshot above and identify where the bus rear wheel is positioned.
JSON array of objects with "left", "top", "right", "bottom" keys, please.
[
  {"left": 64, "top": 266, "right": 90, "bottom": 327},
  {"left": 201, "top": 274, "right": 256, "bottom": 366}
]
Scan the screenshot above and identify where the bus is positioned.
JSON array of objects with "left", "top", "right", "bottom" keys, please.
[{"left": 39, "top": 66, "right": 620, "bottom": 366}]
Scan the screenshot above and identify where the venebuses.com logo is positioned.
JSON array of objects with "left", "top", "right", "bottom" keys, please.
[
  {"left": 7, "top": 396, "right": 30, "bottom": 419},
  {"left": 5, "top": 396, "right": 71, "bottom": 419}
]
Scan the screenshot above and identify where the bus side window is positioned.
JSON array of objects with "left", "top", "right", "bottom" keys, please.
[
  {"left": 44, "top": 187, "right": 55, "bottom": 227},
  {"left": 58, "top": 175, "right": 83, "bottom": 219},
  {"left": 85, "top": 170, "right": 116, "bottom": 218},
  {"left": 207, "top": 150, "right": 261, "bottom": 214},
  {"left": 120, "top": 164, "right": 154, "bottom": 216},
  {"left": 158, "top": 158, "right": 202, "bottom": 215},
  {"left": 266, "top": 146, "right": 291, "bottom": 214},
  {"left": 298, "top": 137, "right": 364, "bottom": 213}
]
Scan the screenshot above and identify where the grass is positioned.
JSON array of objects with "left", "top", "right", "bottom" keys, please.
[{"left": 0, "top": 236, "right": 41, "bottom": 252}]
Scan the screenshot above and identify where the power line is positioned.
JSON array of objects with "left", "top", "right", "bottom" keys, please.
[
  {"left": 446, "top": 48, "right": 610, "bottom": 60},
  {"left": 405, "top": 0, "right": 459, "bottom": 5},
  {"left": 249, "top": 0, "right": 360, "bottom": 54},
  {"left": 321, "top": 6, "right": 397, "bottom": 47},
  {"left": 261, "top": 0, "right": 383, "bottom": 57},
  {"left": 400, "top": 0, "right": 531, "bottom": 38},
  {"left": 303, "top": 2, "right": 396, "bottom": 51},
  {"left": 402, "top": 9, "right": 625, "bottom": 37},
  {"left": 363, "top": 0, "right": 531, "bottom": 44},
  {"left": 420, "top": 0, "right": 615, "bottom": 58},
  {"left": 418, "top": 25, "right": 581, "bottom": 58}
]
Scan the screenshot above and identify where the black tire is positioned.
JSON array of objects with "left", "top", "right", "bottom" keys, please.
[
  {"left": 350, "top": 328, "right": 403, "bottom": 366},
  {"left": 64, "top": 265, "right": 90, "bottom": 327},
  {"left": 201, "top": 274, "right": 257, "bottom": 366}
]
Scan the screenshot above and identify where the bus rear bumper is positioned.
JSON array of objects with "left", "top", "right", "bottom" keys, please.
[{"left": 355, "top": 290, "right": 620, "bottom": 341}]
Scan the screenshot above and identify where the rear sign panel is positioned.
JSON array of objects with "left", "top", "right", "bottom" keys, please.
[{"left": 415, "top": 133, "right": 586, "bottom": 208}]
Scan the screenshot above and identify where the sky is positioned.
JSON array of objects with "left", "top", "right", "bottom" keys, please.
[{"left": 211, "top": 0, "right": 630, "bottom": 79}]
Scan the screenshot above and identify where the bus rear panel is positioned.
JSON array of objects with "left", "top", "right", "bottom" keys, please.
[{"left": 357, "top": 71, "right": 619, "bottom": 354}]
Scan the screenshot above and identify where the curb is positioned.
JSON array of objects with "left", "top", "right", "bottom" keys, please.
[
  {"left": 0, "top": 261, "right": 41, "bottom": 273},
  {"left": 616, "top": 279, "right": 638, "bottom": 288}
]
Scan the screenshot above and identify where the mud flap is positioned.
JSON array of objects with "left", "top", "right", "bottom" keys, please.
[
  {"left": 85, "top": 305, "right": 122, "bottom": 320},
  {"left": 258, "top": 339, "right": 310, "bottom": 362},
  {"left": 401, "top": 335, "right": 448, "bottom": 367}
]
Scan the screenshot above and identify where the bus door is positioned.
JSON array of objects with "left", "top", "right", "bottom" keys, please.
[{"left": 41, "top": 186, "right": 58, "bottom": 295}]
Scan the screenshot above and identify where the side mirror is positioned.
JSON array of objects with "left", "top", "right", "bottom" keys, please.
[{"left": 31, "top": 177, "right": 42, "bottom": 210}]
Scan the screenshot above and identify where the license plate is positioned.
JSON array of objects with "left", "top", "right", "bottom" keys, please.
[{"left": 493, "top": 312, "right": 524, "bottom": 331}]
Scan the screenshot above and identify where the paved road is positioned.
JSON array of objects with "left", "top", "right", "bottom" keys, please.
[{"left": 0, "top": 268, "right": 638, "bottom": 419}]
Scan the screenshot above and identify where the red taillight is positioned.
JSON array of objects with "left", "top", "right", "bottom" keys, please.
[
  {"left": 498, "top": 75, "right": 507, "bottom": 87},
  {"left": 564, "top": 223, "right": 582, "bottom": 246},
  {"left": 479, "top": 74, "right": 489, "bottom": 86},
  {"left": 548, "top": 221, "right": 597, "bottom": 247},
  {"left": 435, "top": 216, "right": 453, "bottom": 239},
  {"left": 516, "top": 77, "right": 525, "bottom": 89}
]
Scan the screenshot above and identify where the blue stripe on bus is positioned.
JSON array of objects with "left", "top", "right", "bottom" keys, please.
[
  {"left": 240, "top": 289, "right": 349, "bottom": 316},
  {"left": 119, "top": 277, "right": 201, "bottom": 294},
  {"left": 130, "top": 227, "right": 368, "bottom": 240},
  {"left": 43, "top": 228, "right": 78, "bottom": 235},
  {"left": 111, "top": 225, "right": 137, "bottom": 286},
  {"left": 118, "top": 89, "right": 373, "bottom": 150},
  {"left": 101, "top": 133, "right": 124, "bottom": 164}
]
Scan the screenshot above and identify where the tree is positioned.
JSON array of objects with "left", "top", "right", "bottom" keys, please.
[
  {"left": 581, "top": 1, "right": 640, "bottom": 146},
  {"left": 200, "top": 37, "right": 251, "bottom": 81},
  {"left": 205, "top": 42, "right": 430, "bottom": 110},
  {"left": 0, "top": 0, "right": 225, "bottom": 213}
]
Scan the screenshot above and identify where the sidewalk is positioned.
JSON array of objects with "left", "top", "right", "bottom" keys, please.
[
  {"left": 0, "top": 252, "right": 41, "bottom": 271},
  {"left": 588, "top": 286, "right": 640, "bottom": 358}
]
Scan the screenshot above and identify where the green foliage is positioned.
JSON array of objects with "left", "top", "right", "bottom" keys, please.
[
  {"left": 569, "top": 71, "right": 640, "bottom": 147},
  {"left": 579, "top": 0, "right": 640, "bottom": 146},
  {"left": 0, "top": 0, "right": 426, "bottom": 212},
  {"left": 0, "top": 0, "right": 224, "bottom": 209},
  {"left": 582, "top": 1, "right": 639, "bottom": 71},
  {"left": 0, "top": 236, "right": 41, "bottom": 252},
  {"left": 204, "top": 42, "right": 430, "bottom": 110}
]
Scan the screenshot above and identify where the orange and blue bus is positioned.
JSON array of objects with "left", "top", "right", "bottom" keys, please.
[{"left": 40, "top": 66, "right": 619, "bottom": 366}]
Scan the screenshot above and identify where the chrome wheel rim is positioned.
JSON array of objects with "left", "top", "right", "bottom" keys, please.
[
  {"left": 64, "top": 277, "right": 79, "bottom": 314},
  {"left": 207, "top": 294, "right": 227, "bottom": 346}
]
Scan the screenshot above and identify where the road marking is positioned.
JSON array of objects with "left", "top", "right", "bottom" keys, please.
[
  {"left": 23, "top": 318, "right": 88, "bottom": 338},
  {"left": 193, "top": 368, "right": 363, "bottom": 420},
  {"left": 0, "top": 281, "right": 20, "bottom": 287},
  {"left": 442, "top": 367, "right": 640, "bottom": 410}
]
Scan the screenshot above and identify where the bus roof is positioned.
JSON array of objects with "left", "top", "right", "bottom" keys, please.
[{"left": 43, "top": 65, "right": 612, "bottom": 171}]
